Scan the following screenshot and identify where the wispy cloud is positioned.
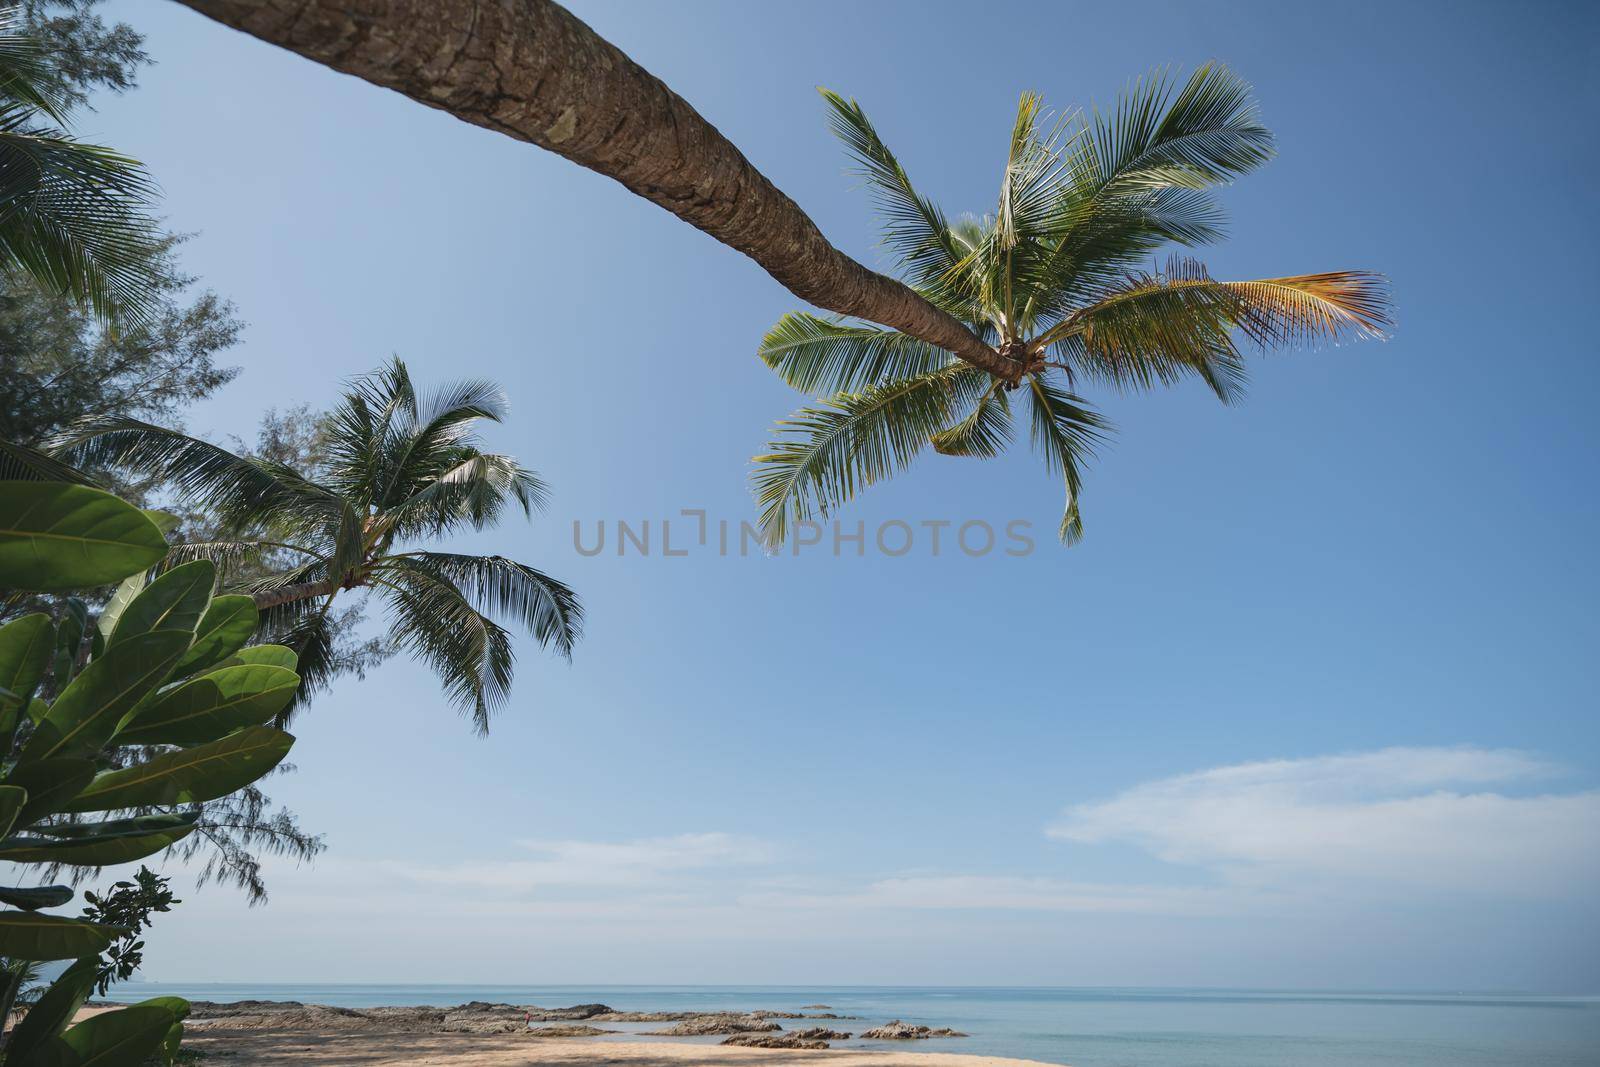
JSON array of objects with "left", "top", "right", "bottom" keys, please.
[
  {"left": 1049, "top": 746, "right": 1600, "bottom": 897},
  {"left": 745, "top": 876, "right": 1254, "bottom": 916},
  {"left": 381, "top": 832, "right": 773, "bottom": 893}
]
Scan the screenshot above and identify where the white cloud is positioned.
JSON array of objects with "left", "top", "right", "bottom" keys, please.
[
  {"left": 379, "top": 832, "right": 772, "bottom": 893},
  {"left": 1049, "top": 746, "right": 1600, "bottom": 897}
]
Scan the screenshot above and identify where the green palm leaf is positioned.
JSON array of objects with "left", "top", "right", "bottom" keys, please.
[
  {"left": 374, "top": 561, "right": 515, "bottom": 734},
  {"left": 1026, "top": 377, "right": 1108, "bottom": 544},
  {"left": 752, "top": 365, "right": 990, "bottom": 545},
  {"left": 758, "top": 313, "right": 952, "bottom": 394},
  {"left": 820, "top": 88, "right": 961, "bottom": 291}
]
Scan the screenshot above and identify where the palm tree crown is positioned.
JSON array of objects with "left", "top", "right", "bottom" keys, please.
[
  {"left": 753, "top": 64, "right": 1391, "bottom": 545},
  {"left": 55, "top": 358, "right": 583, "bottom": 733},
  {"left": 0, "top": 6, "right": 161, "bottom": 324}
]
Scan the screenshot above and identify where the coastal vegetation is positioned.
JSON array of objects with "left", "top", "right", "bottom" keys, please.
[
  {"left": 752, "top": 68, "right": 1391, "bottom": 543},
  {"left": 0, "top": 1, "right": 318, "bottom": 904},
  {"left": 0, "top": 4, "right": 160, "bottom": 323},
  {"left": 172, "top": 5, "right": 1390, "bottom": 544},
  {"left": 54, "top": 358, "right": 584, "bottom": 732},
  {"left": 0, "top": 481, "right": 304, "bottom": 1064}
]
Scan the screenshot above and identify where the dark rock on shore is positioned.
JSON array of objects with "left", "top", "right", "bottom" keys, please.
[
  {"left": 793, "top": 1027, "right": 852, "bottom": 1040},
  {"left": 525, "top": 1003, "right": 617, "bottom": 1021},
  {"left": 861, "top": 1020, "right": 969, "bottom": 1039},
  {"left": 643, "top": 1014, "right": 783, "bottom": 1036},
  {"left": 527, "top": 1024, "right": 618, "bottom": 1037},
  {"left": 722, "top": 1033, "right": 831, "bottom": 1049}
]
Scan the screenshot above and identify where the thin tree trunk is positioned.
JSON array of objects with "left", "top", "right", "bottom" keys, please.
[
  {"left": 173, "top": 0, "right": 1018, "bottom": 380},
  {"left": 252, "top": 579, "right": 340, "bottom": 610}
]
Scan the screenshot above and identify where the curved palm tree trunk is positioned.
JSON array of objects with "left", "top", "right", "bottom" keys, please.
[{"left": 174, "top": 0, "right": 1016, "bottom": 380}]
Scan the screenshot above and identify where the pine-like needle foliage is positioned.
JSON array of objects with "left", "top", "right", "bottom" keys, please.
[{"left": 754, "top": 65, "right": 1391, "bottom": 545}]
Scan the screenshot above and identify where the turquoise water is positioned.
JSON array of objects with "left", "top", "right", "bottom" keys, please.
[{"left": 104, "top": 984, "right": 1600, "bottom": 1066}]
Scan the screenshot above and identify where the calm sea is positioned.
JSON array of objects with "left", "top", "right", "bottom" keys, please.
[{"left": 102, "top": 984, "right": 1600, "bottom": 1067}]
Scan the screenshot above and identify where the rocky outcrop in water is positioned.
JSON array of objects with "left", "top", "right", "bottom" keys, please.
[
  {"left": 861, "top": 1020, "right": 969, "bottom": 1039},
  {"left": 642, "top": 1013, "right": 782, "bottom": 1036},
  {"left": 527, "top": 1024, "right": 618, "bottom": 1037},
  {"left": 792, "top": 1027, "right": 852, "bottom": 1040},
  {"left": 722, "top": 1033, "right": 831, "bottom": 1049},
  {"left": 526, "top": 1003, "right": 617, "bottom": 1021}
]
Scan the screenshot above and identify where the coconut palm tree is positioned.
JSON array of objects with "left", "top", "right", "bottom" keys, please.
[
  {"left": 752, "top": 65, "right": 1391, "bottom": 544},
  {"left": 173, "top": 0, "right": 1008, "bottom": 376},
  {"left": 0, "top": 5, "right": 160, "bottom": 323},
  {"left": 53, "top": 358, "right": 583, "bottom": 732}
]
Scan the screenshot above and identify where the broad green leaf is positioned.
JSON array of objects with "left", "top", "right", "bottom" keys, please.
[
  {"left": 131, "top": 996, "right": 190, "bottom": 1023},
  {"left": 171, "top": 595, "right": 257, "bottom": 677},
  {"left": 4, "top": 956, "right": 98, "bottom": 1062},
  {"left": 159, "top": 1021, "right": 184, "bottom": 1066},
  {"left": 204, "top": 643, "right": 297, "bottom": 673},
  {"left": 0, "top": 613, "right": 54, "bottom": 706},
  {"left": 0, "top": 483, "right": 168, "bottom": 591},
  {"left": 0, "top": 783, "right": 27, "bottom": 837},
  {"left": 6, "top": 758, "right": 98, "bottom": 825},
  {"left": 0, "top": 820, "right": 198, "bottom": 865},
  {"left": 94, "top": 572, "right": 146, "bottom": 645},
  {"left": 30, "top": 812, "right": 199, "bottom": 840},
  {"left": 19, "top": 631, "right": 191, "bottom": 763},
  {"left": 0, "top": 884, "right": 74, "bottom": 910},
  {"left": 61, "top": 725, "right": 294, "bottom": 813},
  {"left": 0, "top": 911, "right": 116, "bottom": 961},
  {"left": 107, "top": 560, "right": 214, "bottom": 648},
  {"left": 115, "top": 664, "right": 299, "bottom": 746},
  {"left": 142, "top": 510, "right": 182, "bottom": 535},
  {"left": 38, "top": 1003, "right": 179, "bottom": 1067}
]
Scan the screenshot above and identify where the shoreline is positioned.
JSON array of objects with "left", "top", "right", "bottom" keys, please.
[
  {"left": 72, "top": 1000, "right": 1065, "bottom": 1067},
  {"left": 179, "top": 1030, "right": 1061, "bottom": 1067}
]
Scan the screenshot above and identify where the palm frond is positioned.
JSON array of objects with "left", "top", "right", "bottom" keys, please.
[
  {"left": 0, "top": 115, "right": 161, "bottom": 325},
  {"left": 384, "top": 551, "right": 582, "bottom": 658},
  {"left": 163, "top": 538, "right": 323, "bottom": 577},
  {"left": 931, "top": 379, "right": 1012, "bottom": 458},
  {"left": 751, "top": 365, "right": 990, "bottom": 545},
  {"left": 1040, "top": 259, "right": 1391, "bottom": 400},
  {"left": 383, "top": 449, "right": 548, "bottom": 541},
  {"left": 375, "top": 374, "right": 508, "bottom": 507},
  {"left": 998, "top": 92, "right": 1079, "bottom": 249},
  {"left": 0, "top": 437, "right": 97, "bottom": 482},
  {"left": 758, "top": 312, "right": 953, "bottom": 394},
  {"left": 820, "top": 88, "right": 962, "bottom": 290},
  {"left": 374, "top": 561, "right": 515, "bottom": 734},
  {"left": 1081, "top": 62, "right": 1274, "bottom": 197},
  {"left": 1026, "top": 376, "right": 1108, "bottom": 544},
  {"left": 0, "top": 8, "right": 68, "bottom": 123},
  {"left": 49, "top": 416, "right": 344, "bottom": 534}
]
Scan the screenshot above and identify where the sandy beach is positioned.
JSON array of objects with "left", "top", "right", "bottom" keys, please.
[
  {"left": 62, "top": 1003, "right": 1060, "bottom": 1067},
  {"left": 178, "top": 1030, "right": 1057, "bottom": 1067}
]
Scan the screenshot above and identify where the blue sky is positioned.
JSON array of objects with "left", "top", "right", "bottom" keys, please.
[{"left": 73, "top": 0, "right": 1598, "bottom": 990}]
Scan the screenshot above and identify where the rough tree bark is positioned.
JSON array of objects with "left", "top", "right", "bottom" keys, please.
[
  {"left": 251, "top": 579, "right": 340, "bottom": 610},
  {"left": 172, "top": 0, "right": 1018, "bottom": 380}
]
